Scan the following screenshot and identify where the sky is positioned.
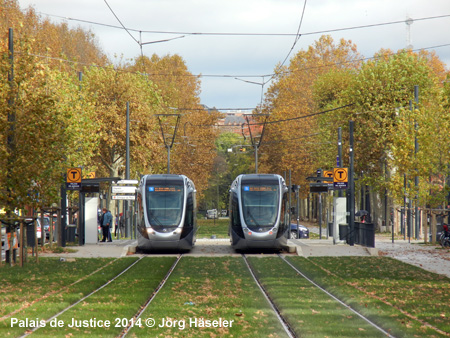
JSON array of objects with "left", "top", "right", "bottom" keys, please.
[{"left": 18, "top": 0, "right": 450, "bottom": 111}]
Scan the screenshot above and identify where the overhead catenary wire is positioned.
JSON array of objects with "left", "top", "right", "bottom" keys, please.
[
  {"left": 17, "top": 42, "right": 450, "bottom": 113},
  {"left": 19, "top": 43, "right": 450, "bottom": 81},
  {"left": 274, "top": 0, "right": 308, "bottom": 75},
  {"left": 29, "top": 7, "right": 450, "bottom": 83},
  {"left": 36, "top": 11, "right": 450, "bottom": 38},
  {"left": 181, "top": 103, "right": 354, "bottom": 135},
  {"left": 103, "top": 0, "right": 140, "bottom": 46},
  {"left": 12, "top": 1, "right": 450, "bottom": 113}
]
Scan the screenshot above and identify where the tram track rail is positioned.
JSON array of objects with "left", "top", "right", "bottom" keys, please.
[
  {"left": 278, "top": 254, "right": 395, "bottom": 338},
  {"left": 119, "top": 254, "right": 183, "bottom": 338},
  {"left": 242, "top": 254, "right": 297, "bottom": 338}
]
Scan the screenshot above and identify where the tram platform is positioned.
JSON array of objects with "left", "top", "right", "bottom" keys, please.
[
  {"left": 38, "top": 238, "right": 379, "bottom": 258},
  {"left": 288, "top": 238, "right": 379, "bottom": 257}
]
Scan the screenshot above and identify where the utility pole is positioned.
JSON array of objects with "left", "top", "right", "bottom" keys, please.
[
  {"left": 6, "top": 28, "right": 16, "bottom": 263},
  {"left": 348, "top": 121, "right": 355, "bottom": 246},
  {"left": 414, "top": 86, "right": 419, "bottom": 239},
  {"left": 125, "top": 102, "right": 131, "bottom": 237},
  {"left": 337, "top": 127, "right": 343, "bottom": 198}
]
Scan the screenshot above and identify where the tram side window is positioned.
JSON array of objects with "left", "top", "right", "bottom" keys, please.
[
  {"left": 137, "top": 192, "right": 144, "bottom": 227},
  {"left": 185, "top": 192, "right": 194, "bottom": 227},
  {"left": 281, "top": 192, "right": 288, "bottom": 229},
  {"left": 231, "top": 193, "right": 241, "bottom": 227}
]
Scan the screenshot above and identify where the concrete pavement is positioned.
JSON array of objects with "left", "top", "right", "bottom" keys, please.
[
  {"left": 39, "top": 239, "right": 136, "bottom": 258},
  {"left": 39, "top": 237, "right": 379, "bottom": 258}
]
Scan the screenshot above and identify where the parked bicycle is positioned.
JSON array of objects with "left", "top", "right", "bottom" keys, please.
[{"left": 440, "top": 224, "right": 450, "bottom": 248}]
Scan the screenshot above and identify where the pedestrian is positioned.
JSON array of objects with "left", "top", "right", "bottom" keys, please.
[
  {"left": 108, "top": 220, "right": 113, "bottom": 242},
  {"left": 101, "top": 208, "right": 113, "bottom": 242},
  {"left": 114, "top": 214, "right": 119, "bottom": 238},
  {"left": 119, "top": 212, "right": 125, "bottom": 235},
  {"left": 99, "top": 211, "right": 104, "bottom": 241}
]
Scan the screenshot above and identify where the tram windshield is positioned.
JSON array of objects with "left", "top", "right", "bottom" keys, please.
[
  {"left": 145, "top": 184, "right": 184, "bottom": 227},
  {"left": 241, "top": 184, "right": 279, "bottom": 228}
]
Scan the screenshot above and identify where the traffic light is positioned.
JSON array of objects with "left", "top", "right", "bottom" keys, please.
[{"left": 316, "top": 168, "right": 323, "bottom": 177}]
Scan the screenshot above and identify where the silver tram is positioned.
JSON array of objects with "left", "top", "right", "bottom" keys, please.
[
  {"left": 229, "top": 174, "right": 289, "bottom": 250},
  {"left": 136, "top": 174, "right": 197, "bottom": 251}
]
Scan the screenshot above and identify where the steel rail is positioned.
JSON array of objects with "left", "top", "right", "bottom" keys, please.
[
  {"left": 119, "top": 254, "right": 183, "bottom": 337},
  {"left": 278, "top": 254, "right": 395, "bottom": 338},
  {"left": 242, "top": 254, "right": 296, "bottom": 338}
]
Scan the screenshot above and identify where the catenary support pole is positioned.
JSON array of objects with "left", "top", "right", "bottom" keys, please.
[
  {"left": 414, "top": 86, "right": 419, "bottom": 239},
  {"left": 348, "top": 121, "right": 355, "bottom": 246},
  {"left": 125, "top": 102, "right": 130, "bottom": 237}
]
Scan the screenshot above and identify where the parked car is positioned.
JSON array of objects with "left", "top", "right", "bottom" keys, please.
[
  {"left": 40, "top": 216, "right": 52, "bottom": 240},
  {"left": 290, "top": 223, "right": 309, "bottom": 239},
  {"left": 206, "top": 209, "right": 218, "bottom": 219}
]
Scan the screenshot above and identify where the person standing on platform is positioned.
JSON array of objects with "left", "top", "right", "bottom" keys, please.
[{"left": 101, "top": 208, "right": 113, "bottom": 242}]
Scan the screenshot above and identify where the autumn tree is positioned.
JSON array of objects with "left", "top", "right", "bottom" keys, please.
[
  {"left": 130, "top": 54, "right": 220, "bottom": 198},
  {"left": 1, "top": 0, "right": 107, "bottom": 71},
  {"left": 81, "top": 65, "right": 165, "bottom": 187},
  {"left": 260, "top": 35, "right": 361, "bottom": 196},
  {"left": 332, "top": 50, "right": 449, "bottom": 207},
  {"left": 0, "top": 33, "right": 98, "bottom": 214}
]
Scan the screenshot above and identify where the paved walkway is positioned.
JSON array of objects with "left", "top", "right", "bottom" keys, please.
[{"left": 40, "top": 239, "right": 136, "bottom": 258}]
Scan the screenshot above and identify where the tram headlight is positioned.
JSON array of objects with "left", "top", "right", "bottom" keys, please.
[
  {"left": 146, "top": 228, "right": 155, "bottom": 235},
  {"left": 173, "top": 228, "right": 182, "bottom": 234}
]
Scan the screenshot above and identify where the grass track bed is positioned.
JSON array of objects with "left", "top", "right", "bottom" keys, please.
[
  {"left": 247, "top": 256, "right": 386, "bottom": 338},
  {"left": 127, "top": 256, "right": 288, "bottom": 338},
  {"left": 286, "top": 256, "right": 450, "bottom": 338},
  {"left": 30, "top": 257, "right": 176, "bottom": 337},
  {"left": 0, "top": 257, "right": 140, "bottom": 337},
  {"left": 0, "top": 257, "right": 116, "bottom": 317}
]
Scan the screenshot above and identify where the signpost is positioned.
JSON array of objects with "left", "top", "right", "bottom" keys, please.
[
  {"left": 66, "top": 168, "right": 82, "bottom": 190},
  {"left": 112, "top": 186, "right": 136, "bottom": 194},
  {"left": 111, "top": 180, "right": 137, "bottom": 201},
  {"left": 333, "top": 167, "right": 348, "bottom": 190},
  {"left": 112, "top": 195, "right": 135, "bottom": 200}
]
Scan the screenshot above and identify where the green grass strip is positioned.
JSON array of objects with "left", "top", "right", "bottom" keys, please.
[
  {"left": 28, "top": 257, "right": 176, "bottom": 337},
  {"left": 247, "top": 256, "right": 387, "bottom": 338},
  {"left": 196, "top": 219, "right": 229, "bottom": 239},
  {"left": 0, "top": 257, "right": 113, "bottom": 317},
  {"left": 1, "top": 257, "right": 139, "bottom": 337},
  {"left": 127, "top": 256, "right": 289, "bottom": 337},
  {"left": 286, "top": 256, "right": 450, "bottom": 338}
]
